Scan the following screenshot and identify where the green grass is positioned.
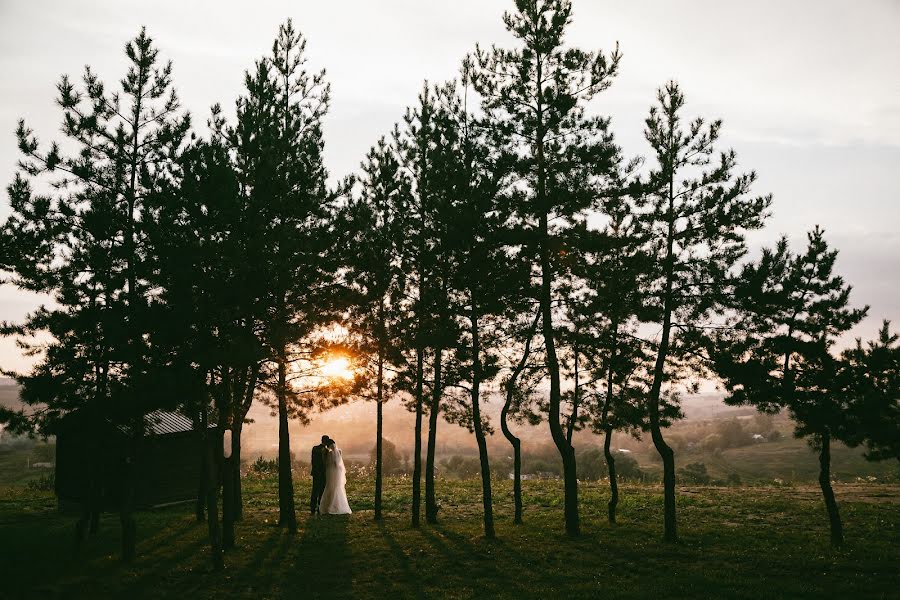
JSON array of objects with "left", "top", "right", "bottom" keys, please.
[
  {"left": 0, "top": 440, "right": 55, "bottom": 486},
  {"left": 0, "top": 476, "right": 898, "bottom": 599}
]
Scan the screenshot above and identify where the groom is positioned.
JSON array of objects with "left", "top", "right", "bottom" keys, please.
[{"left": 310, "top": 435, "right": 330, "bottom": 515}]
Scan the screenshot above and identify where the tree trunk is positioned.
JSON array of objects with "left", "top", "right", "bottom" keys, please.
[
  {"left": 374, "top": 345, "right": 384, "bottom": 521},
  {"left": 76, "top": 439, "right": 100, "bottom": 544},
  {"left": 540, "top": 215, "right": 579, "bottom": 536},
  {"left": 234, "top": 361, "right": 259, "bottom": 521},
  {"left": 818, "top": 430, "right": 844, "bottom": 546},
  {"left": 566, "top": 335, "right": 579, "bottom": 445},
  {"left": 204, "top": 413, "right": 223, "bottom": 571},
  {"left": 221, "top": 446, "right": 235, "bottom": 550},
  {"left": 119, "top": 429, "right": 138, "bottom": 562},
  {"left": 277, "top": 355, "right": 297, "bottom": 533},
  {"left": 231, "top": 419, "right": 243, "bottom": 522},
  {"left": 219, "top": 369, "right": 235, "bottom": 550},
  {"left": 500, "top": 398, "right": 523, "bottom": 525},
  {"left": 501, "top": 311, "right": 539, "bottom": 525},
  {"left": 195, "top": 415, "right": 206, "bottom": 523},
  {"left": 412, "top": 345, "right": 425, "bottom": 527},
  {"left": 426, "top": 346, "right": 442, "bottom": 524},
  {"left": 603, "top": 326, "right": 619, "bottom": 525},
  {"left": 604, "top": 426, "right": 618, "bottom": 524},
  {"left": 470, "top": 310, "right": 495, "bottom": 538},
  {"left": 647, "top": 182, "right": 678, "bottom": 543}
]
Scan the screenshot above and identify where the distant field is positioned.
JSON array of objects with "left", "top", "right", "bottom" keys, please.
[
  {"left": 628, "top": 439, "right": 900, "bottom": 484},
  {"left": 1, "top": 476, "right": 898, "bottom": 599},
  {"left": 0, "top": 441, "right": 55, "bottom": 487}
]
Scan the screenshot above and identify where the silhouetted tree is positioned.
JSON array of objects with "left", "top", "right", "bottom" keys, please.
[
  {"left": 439, "top": 67, "right": 524, "bottom": 538},
  {"left": 841, "top": 321, "right": 899, "bottom": 462},
  {"left": 710, "top": 228, "right": 866, "bottom": 546},
  {"left": 341, "top": 137, "right": 410, "bottom": 520},
  {"left": 640, "top": 80, "right": 770, "bottom": 542},
  {"left": 1, "top": 27, "right": 189, "bottom": 561},
  {"left": 395, "top": 83, "right": 460, "bottom": 525},
  {"left": 473, "top": 0, "right": 622, "bottom": 535},
  {"left": 229, "top": 20, "right": 336, "bottom": 534}
]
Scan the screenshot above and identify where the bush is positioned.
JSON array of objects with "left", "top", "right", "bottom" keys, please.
[
  {"left": 576, "top": 447, "right": 607, "bottom": 481},
  {"left": 679, "top": 462, "right": 711, "bottom": 484},
  {"left": 726, "top": 472, "right": 742, "bottom": 486},
  {"left": 250, "top": 456, "right": 279, "bottom": 475},
  {"left": 370, "top": 438, "right": 410, "bottom": 475},
  {"left": 27, "top": 472, "right": 54, "bottom": 492},
  {"left": 440, "top": 455, "right": 481, "bottom": 479},
  {"left": 615, "top": 452, "right": 643, "bottom": 481}
]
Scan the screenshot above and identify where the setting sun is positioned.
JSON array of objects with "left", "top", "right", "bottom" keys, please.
[{"left": 321, "top": 356, "right": 353, "bottom": 379}]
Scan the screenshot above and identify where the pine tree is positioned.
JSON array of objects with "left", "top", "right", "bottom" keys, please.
[
  {"left": 572, "top": 160, "right": 656, "bottom": 524},
  {"left": 640, "top": 80, "right": 769, "bottom": 542},
  {"left": 711, "top": 228, "right": 867, "bottom": 546},
  {"left": 438, "top": 67, "right": 525, "bottom": 538},
  {"left": 1, "top": 27, "right": 189, "bottom": 561},
  {"left": 394, "top": 83, "right": 460, "bottom": 525},
  {"left": 229, "top": 20, "right": 336, "bottom": 534},
  {"left": 341, "top": 137, "right": 410, "bottom": 520},
  {"left": 473, "top": 0, "right": 622, "bottom": 535},
  {"left": 840, "top": 321, "right": 899, "bottom": 462}
]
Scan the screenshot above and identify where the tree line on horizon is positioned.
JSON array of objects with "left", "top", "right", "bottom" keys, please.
[{"left": 0, "top": 0, "right": 897, "bottom": 571}]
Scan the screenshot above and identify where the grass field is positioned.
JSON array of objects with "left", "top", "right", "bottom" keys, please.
[{"left": 1, "top": 474, "right": 898, "bottom": 600}]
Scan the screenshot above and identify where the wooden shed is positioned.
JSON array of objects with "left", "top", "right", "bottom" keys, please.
[{"left": 55, "top": 409, "right": 213, "bottom": 511}]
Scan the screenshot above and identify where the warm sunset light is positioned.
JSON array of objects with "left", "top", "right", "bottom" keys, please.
[{"left": 321, "top": 356, "right": 353, "bottom": 379}]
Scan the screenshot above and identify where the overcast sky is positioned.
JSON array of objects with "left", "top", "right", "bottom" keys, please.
[{"left": 1, "top": 0, "right": 898, "bottom": 374}]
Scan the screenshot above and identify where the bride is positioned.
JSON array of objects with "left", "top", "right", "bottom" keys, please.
[{"left": 319, "top": 439, "right": 352, "bottom": 515}]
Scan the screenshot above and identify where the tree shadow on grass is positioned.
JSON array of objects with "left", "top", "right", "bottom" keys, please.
[
  {"left": 377, "top": 521, "right": 427, "bottom": 600},
  {"left": 419, "top": 525, "right": 528, "bottom": 598},
  {"left": 274, "top": 514, "right": 352, "bottom": 599}
]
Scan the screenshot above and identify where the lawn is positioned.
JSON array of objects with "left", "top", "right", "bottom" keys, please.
[{"left": 0, "top": 476, "right": 898, "bottom": 599}]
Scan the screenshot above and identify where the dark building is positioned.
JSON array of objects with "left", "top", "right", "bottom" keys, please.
[{"left": 55, "top": 410, "right": 212, "bottom": 511}]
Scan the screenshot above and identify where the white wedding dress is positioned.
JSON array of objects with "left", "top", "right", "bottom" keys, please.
[{"left": 319, "top": 447, "right": 352, "bottom": 515}]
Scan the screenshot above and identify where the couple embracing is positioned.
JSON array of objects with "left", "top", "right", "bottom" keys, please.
[{"left": 310, "top": 435, "right": 352, "bottom": 515}]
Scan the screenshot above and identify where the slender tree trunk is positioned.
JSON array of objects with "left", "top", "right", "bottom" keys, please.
[
  {"left": 540, "top": 215, "right": 579, "bottom": 536},
  {"left": 277, "top": 354, "right": 297, "bottom": 533},
  {"left": 374, "top": 342, "right": 384, "bottom": 521},
  {"left": 603, "top": 324, "right": 619, "bottom": 524},
  {"left": 500, "top": 398, "right": 523, "bottom": 525},
  {"left": 604, "top": 426, "right": 618, "bottom": 524},
  {"left": 501, "top": 311, "right": 539, "bottom": 525},
  {"left": 648, "top": 180, "right": 678, "bottom": 543},
  {"left": 195, "top": 413, "right": 206, "bottom": 523},
  {"left": 412, "top": 345, "right": 425, "bottom": 527},
  {"left": 566, "top": 336, "right": 579, "bottom": 445},
  {"left": 219, "top": 369, "right": 235, "bottom": 550},
  {"left": 119, "top": 429, "right": 138, "bottom": 562},
  {"left": 470, "top": 309, "right": 495, "bottom": 538},
  {"left": 818, "top": 430, "right": 844, "bottom": 546},
  {"left": 221, "top": 446, "right": 235, "bottom": 550},
  {"left": 76, "top": 435, "right": 100, "bottom": 544},
  {"left": 426, "top": 346, "right": 443, "bottom": 524},
  {"left": 203, "top": 405, "right": 223, "bottom": 571},
  {"left": 231, "top": 419, "right": 243, "bottom": 521},
  {"left": 119, "top": 75, "right": 143, "bottom": 565},
  {"left": 234, "top": 362, "right": 259, "bottom": 521}
]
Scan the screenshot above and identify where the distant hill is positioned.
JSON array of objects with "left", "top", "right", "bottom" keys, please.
[{"left": 0, "top": 378, "right": 22, "bottom": 411}]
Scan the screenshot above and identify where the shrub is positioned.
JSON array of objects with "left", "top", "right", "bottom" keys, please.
[
  {"left": 679, "top": 462, "right": 711, "bottom": 484},
  {"left": 27, "top": 472, "right": 54, "bottom": 492},
  {"left": 250, "top": 456, "right": 279, "bottom": 474}
]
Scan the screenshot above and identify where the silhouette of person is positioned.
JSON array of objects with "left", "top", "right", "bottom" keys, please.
[{"left": 310, "top": 435, "right": 330, "bottom": 514}]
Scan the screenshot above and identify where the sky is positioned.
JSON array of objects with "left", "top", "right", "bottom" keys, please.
[{"left": 0, "top": 0, "right": 898, "bottom": 374}]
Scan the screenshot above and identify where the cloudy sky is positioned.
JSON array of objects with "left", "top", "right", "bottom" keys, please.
[{"left": 0, "top": 0, "right": 898, "bottom": 373}]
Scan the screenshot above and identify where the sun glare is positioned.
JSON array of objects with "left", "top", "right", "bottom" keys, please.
[{"left": 321, "top": 356, "right": 353, "bottom": 379}]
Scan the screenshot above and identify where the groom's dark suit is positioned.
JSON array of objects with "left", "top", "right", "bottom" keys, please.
[{"left": 310, "top": 442, "right": 328, "bottom": 514}]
